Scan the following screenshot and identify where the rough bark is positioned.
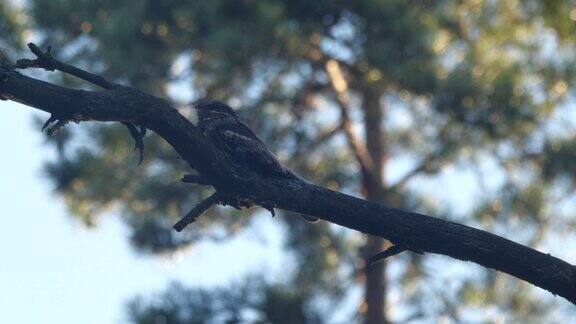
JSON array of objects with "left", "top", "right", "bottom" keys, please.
[{"left": 1, "top": 55, "right": 576, "bottom": 305}]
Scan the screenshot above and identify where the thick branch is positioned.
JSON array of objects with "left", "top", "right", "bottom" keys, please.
[
  {"left": 1, "top": 55, "right": 575, "bottom": 304},
  {"left": 368, "top": 245, "right": 407, "bottom": 265},
  {"left": 0, "top": 63, "right": 238, "bottom": 186}
]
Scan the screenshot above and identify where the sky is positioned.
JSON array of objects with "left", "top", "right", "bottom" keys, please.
[{"left": 0, "top": 101, "right": 286, "bottom": 323}]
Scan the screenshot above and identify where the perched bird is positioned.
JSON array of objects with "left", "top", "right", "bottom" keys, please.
[
  {"left": 195, "top": 99, "right": 318, "bottom": 223},
  {"left": 196, "top": 99, "right": 297, "bottom": 178}
]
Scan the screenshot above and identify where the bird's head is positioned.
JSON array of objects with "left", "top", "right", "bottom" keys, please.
[{"left": 195, "top": 99, "right": 239, "bottom": 121}]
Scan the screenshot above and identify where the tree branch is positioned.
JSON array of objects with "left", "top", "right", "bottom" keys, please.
[
  {"left": 324, "top": 59, "right": 376, "bottom": 181},
  {"left": 368, "top": 245, "right": 408, "bottom": 265},
  {"left": 16, "top": 43, "right": 118, "bottom": 90},
  {"left": 173, "top": 192, "right": 220, "bottom": 232},
  {"left": 388, "top": 123, "right": 456, "bottom": 192},
  {"left": 388, "top": 153, "right": 438, "bottom": 192},
  {"left": 290, "top": 124, "right": 340, "bottom": 168},
  {"left": 1, "top": 49, "right": 575, "bottom": 304},
  {"left": 181, "top": 174, "right": 212, "bottom": 186}
]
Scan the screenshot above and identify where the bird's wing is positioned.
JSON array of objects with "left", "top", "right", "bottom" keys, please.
[
  {"left": 212, "top": 119, "right": 267, "bottom": 150},
  {"left": 213, "top": 120, "right": 293, "bottom": 178}
]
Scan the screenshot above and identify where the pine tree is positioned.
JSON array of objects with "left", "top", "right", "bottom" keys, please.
[{"left": 12, "top": 0, "right": 576, "bottom": 321}]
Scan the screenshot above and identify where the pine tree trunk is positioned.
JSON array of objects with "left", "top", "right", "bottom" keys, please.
[
  {"left": 360, "top": 88, "right": 389, "bottom": 324},
  {"left": 363, "top": 236, "right": 387, "bottom": 324}
]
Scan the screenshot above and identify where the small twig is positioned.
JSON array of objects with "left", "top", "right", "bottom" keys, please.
[
  {"left": 16, "top": 43, "right": 118, "bottom": 90},
  {"left": 46, "top": 118, "right": 70, "bottom": 136},
  {"left": 368, "top": 245, "right": 407, "bottom": 265},
  {"left": 265, "top": 206, "right": 276, "bottom": 217},
  {"left": 16, "top": 43, "right": 57, "bottom": 71},
  {"left": 41, "top": 115, "right": 58, "bottom": 132},
  {"left": 181, "top": 174, "right": 212, "bottom": 186},
  {"left": 173, "top": 193, "right": 220, "bottom": 232},
  {"left": 16, "top": 43, "right": 150, "bottom": 159},
  {"left": 122, "top": 122, "right": 146, "bottom": 165}
]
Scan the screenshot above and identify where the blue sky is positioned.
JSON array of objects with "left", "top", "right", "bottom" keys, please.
[{"left": 0, "top": 101, "right": 286, "bottom": 323}]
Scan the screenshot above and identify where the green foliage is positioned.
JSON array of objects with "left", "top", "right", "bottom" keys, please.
[
  {"left": 128, "top": 279, "right": 322, "bottom": 324},
  {"left": 541, "top": 137, "right": 576, "bottom": 184},
  {"left": 0, "top": 1, "right": 24, "bottom": 52},
  {"left": 22, "top": 0, "right": 576, "bottom": 322}
]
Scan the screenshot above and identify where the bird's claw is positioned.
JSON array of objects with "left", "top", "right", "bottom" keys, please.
[{"left": 122, "top": 122, "right": 147, "bottom": 165}]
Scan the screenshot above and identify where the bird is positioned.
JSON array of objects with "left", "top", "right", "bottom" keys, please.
[{"left": 195, "top": 99, "right": 318, "bottom": 223}]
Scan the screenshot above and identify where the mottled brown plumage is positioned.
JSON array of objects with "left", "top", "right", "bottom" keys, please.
[
  {"left": 195, "top": 100, "right": 318, "bottom": 222},
  {"left": 196, "top": 100, "right": 297, "bottom": 179}
]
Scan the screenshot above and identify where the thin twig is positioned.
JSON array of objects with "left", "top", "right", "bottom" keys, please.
[
  {"left": 388, "top": 154, "right": 437, "bottom": 192},
  {"left": 122, "top": 122, "right": 146, "bottom": 165},
  {"left": 181, "top": 174, "right": 212, "bottom": 186},
  {"left": 17, "top": 43, "right": 149, "bottom": 163},
  {"left": 16, "top": 43, "right": 118, "bottom": 90},
  {"left": 173, "top": 192, "right": 220, "bottom": 232},
  {"left": 368, "top": 245, "right": 407, "bottom": 265},
  {"left": 291, "top": 125, "right": 340, "bottom": 168}
]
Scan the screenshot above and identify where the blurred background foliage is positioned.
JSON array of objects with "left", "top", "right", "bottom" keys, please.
[{"left": 3, "top": 0, "right": 576, "bottom": 322}]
